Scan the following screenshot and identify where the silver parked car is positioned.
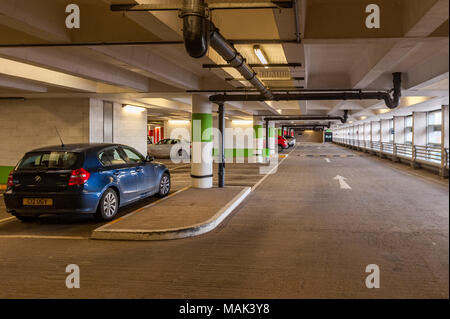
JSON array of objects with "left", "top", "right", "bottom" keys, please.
[
  {"left": 284, "top": 135, "right": 296, "bottom": 147},
  {"left": 148, "top": 139, "right": 190, "bottom": 159}
]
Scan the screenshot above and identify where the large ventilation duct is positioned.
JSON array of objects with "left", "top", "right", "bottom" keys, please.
[{"left": 181, "top": 0, "right": 273, "bottom": 100}]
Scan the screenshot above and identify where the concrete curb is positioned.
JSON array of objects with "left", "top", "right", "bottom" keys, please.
[{"left": 91, "top": 186, "right": 251, "bottom": 241}]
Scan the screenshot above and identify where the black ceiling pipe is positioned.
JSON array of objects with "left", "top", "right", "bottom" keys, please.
[
  {"left": 180, "top": 0, "right": 209, "bottom": 58},
  {"left": 288, "top": 123, "right": 331, "bottom": 129},
  {"left": 180, "top": 0, "right": 273, "bottom": 100},
  {"left": 264, "top": 110, "right": 348, "bottom": 124},
  {"left": 209, "top": 73, "right": 402, "bottom": 109}
]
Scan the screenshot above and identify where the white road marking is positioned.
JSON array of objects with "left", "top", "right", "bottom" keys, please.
[
  {"left": 334, "top": 175, "right": 352, "bottom": 189},
  {"left": 325, "top": 158, "right": 331, "bottom": 163}
]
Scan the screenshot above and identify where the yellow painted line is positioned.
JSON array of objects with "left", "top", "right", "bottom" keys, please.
[
  {"left": 0, "top": 235, "right": 88, "bottom": 240},
  {"left": 105, "top": 217, "right": 123, "bottom": 226},
  {"left": 0, "top": 217, "right": 15, "bottom": 224}
]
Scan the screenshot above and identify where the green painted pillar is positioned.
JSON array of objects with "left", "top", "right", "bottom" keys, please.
[
  {"left": 191, "top": 95, "right": 213, "bottom": 188},
  {"left": 253, "top": 117, "right": 264, "bottom": 163}
]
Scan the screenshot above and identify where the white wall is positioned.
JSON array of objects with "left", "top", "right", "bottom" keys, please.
[
  {"left": 112, "top": 102, "right": 148, "bottom": 155},
  {"left": 0, "top": 98, "right": 90, "bottom": 166},
  {"left": 164, "top": 120, "right": 191, "bottom": 141}
]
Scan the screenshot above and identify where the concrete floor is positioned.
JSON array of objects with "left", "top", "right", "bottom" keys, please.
[{"left": 0, "top": 143, "right": 448, "bottom": 298}]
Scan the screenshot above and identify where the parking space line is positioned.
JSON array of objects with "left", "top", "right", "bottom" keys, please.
[
  {"left": 0, "top": 217, "right": 15, "bottom": 224},
  {"left": 251, "top": 146, "right": 296, "bottom": 191},
  {"left": 0, "top": 235, "right": 89, "bottom": 240}
]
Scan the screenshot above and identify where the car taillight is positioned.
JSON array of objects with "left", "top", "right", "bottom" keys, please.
[
  {"left": 7, "top": 172, "right": 14, "bottom": 187},
  {"left": 68, "top": 168, "right": 90, "bottom": 186}
]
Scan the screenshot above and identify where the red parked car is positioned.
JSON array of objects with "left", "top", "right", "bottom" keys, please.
[{"left": 278, "top": 136, "right": 289, "bottom": 152}]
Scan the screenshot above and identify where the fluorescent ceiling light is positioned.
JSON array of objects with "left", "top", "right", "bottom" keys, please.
[
  {"left": 232, "top": 120, "right": 253, "bottom": 125},
  {"left": 168, "top": 120, "right": 190, "bottom": 124},
  {"left": 253, "top": 45, "right": 269, "bottom": 68},
  {"left": 123, "top": 105, "right": 145, "bottom": 114}
]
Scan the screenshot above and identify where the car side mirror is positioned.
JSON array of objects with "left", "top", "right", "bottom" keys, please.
[{"left": 146, "top": 155, "right": 155, "bottom": 162}]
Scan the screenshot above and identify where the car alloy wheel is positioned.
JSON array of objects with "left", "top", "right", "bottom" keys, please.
[
  {"left": 103, "top": 192, "right": 117, "bottom": 218},
  {"left": 96, "top": 188, "right": 119, "bottom": 221},
  {"left": 159, "top": 174, "right": 170, "bottom": 197}
]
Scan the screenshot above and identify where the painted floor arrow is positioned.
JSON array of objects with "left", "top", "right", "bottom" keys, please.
[{"left": 334, "top": 175, "right": 352, "bottom": 189}]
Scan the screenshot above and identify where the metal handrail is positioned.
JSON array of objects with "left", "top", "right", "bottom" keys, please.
[
  {"left": 415, "top": 145, "right": 442, "bottom": 163},
  {"left": 395, "top": 143, "right": 413, "bottom": 159},
  {"left": 381, "top": 142, "right": 394, "bottom": 154},
  {"left": 334, "top": 136, "right": 448, "bottom": 171}
]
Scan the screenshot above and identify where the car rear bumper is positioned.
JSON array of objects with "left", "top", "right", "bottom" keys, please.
[{"left": 3, "top": 190, "right": 100, "bottom": 215}]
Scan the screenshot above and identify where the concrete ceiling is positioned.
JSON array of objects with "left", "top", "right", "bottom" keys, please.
[{"left": 0, "top": 0, "right": 448, "bottom": 124}]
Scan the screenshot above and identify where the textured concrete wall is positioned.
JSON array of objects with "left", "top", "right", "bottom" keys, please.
[
  {"left": 0, "top": 98, "right": 90, "bottom": 166},
  {"left": 295, "top": 130, "right": 324, "bottom": 143},
  {"left": 89, "top": 98, "right": 104, "bottom": 143},
  {"left": 112, "top": 103, "right": 148, "bottom": 156}
]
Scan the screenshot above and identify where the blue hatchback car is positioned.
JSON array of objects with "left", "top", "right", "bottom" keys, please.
[{"left": 3, "top": 143, "right": 171, "bottom": 222}]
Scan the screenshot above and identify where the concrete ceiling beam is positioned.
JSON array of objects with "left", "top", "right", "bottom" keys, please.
[
  {"left": 0, "top": 47, "right": 151, "bottom": 92},
  {"left": 91, "top": 46, "right": 200, "bottom": 90},
  {"left": 0, "top": 75, "right": 47, "bottom": 92},
  {"left": 0, "top": 0, "right": 70, "bottom": 42}
]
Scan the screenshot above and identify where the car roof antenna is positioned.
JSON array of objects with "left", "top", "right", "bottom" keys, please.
[{"left": 55, "top": 127, "right": 65, "bottom": 147}]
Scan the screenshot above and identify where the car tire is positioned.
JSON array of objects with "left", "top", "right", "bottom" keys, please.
[
  {"left": 96, "top": 188, "right": 119, "bottom": 221},
  {"left": 278, "top": 145, "right": 283, "bottom": 153},
  {"left": 14, "top": 215, "right": 39, "bottom": 223},
  {"left": 157, "top": 173, "right": 171, "bottom": 198}
]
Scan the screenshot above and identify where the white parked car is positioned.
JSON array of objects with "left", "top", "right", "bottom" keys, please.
[
  {"left": 284, "top": 135, "right": 297, "bottom": 147},
  {"left": 148, "top": 138, "right": 190, "bottom": 159}
]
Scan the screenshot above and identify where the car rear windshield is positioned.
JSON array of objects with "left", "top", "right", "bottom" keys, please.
[{"left": 17, "top": 151, "right": 83, "bottom": 171}]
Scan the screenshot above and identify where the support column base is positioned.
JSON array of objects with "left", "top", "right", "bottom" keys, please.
[
  {"left": 192, "top": 178, "right": 213, "bottom": 189},
  {"left": 440, "top": 168, "right": 449, "bottom": 179}
]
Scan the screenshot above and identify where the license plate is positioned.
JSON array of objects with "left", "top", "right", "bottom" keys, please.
[{"left": 23, "top": 198, "right": 53, "bottom": 206}]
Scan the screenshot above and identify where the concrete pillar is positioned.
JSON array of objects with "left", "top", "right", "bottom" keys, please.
[
  {"left": 253, "top": 117, "right": 264, "bottom": 163},
  {"left": 364, "top": 122, "right": 370, "bottom": 146},
  {"left": 394, "top": 116, "right": 405, "bottom": 144},
  {"left": 393, "top": 116, "right": 405, "bottom": 161},
  {"left": 381, "top": 119, "right": 390, "bottom": 143},
  {"left": 191, "top": 95, "right": 213, "bottom": 189},
  {"left": 380, "top": 119, "right": 390, "bottom": 156},
  {"left": 441, "top": 105, "right": 449, "bottom": 177},
  {"left": 412, "top": 112, "right": 427, "bottom": 168},
  {"left": 412, "top": 112, "right": 427, "bottom": 146},
  {"left": 359, "top": 124, "right": 364, "bottom": 148},
  {"left": 371, "top": 121, "right": 380, "bottom": 146}
]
